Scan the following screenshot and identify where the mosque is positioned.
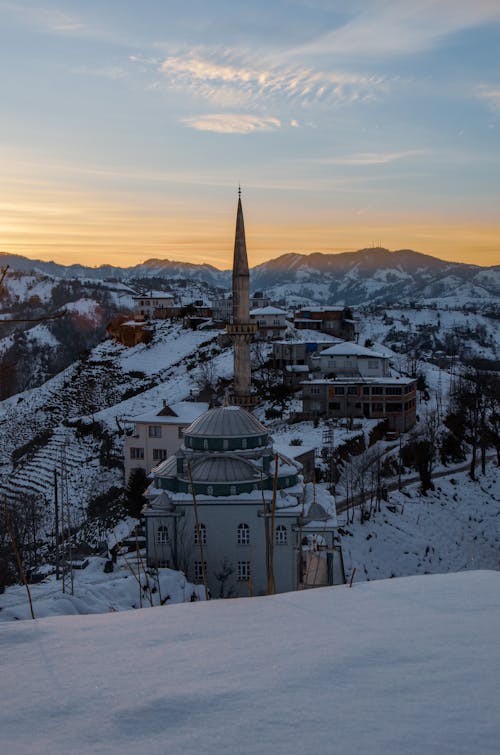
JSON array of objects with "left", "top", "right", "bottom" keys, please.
[{"left": 144, "top": 192, "right": 343, "bottom": 597}]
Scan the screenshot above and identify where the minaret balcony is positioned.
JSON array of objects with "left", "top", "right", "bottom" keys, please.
[{"left": 227, "top": 322, "right": 258, "bottom": 336}]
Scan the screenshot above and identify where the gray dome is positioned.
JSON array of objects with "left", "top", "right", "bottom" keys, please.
[
  {"left": 189, "top": 456, "right": 260, "bottom": 483},
  {"left": 184, "top": 406, "right": 267, "bottom": 439}
]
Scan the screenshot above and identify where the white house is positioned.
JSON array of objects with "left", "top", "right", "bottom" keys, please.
[
  {"left": 315, "top": 342, "right": 390, "bottom": 378},
  {"left": 250, "top": 306, "right": 288, "bottom": 340},
  {"left": 123, "top": 401, "right": 209, "bottom": 483},
  {"left": 132, "top": 291, "right": 175, "bottom": 319}
]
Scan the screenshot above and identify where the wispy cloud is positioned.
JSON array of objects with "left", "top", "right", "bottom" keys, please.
[
  {"left": 314, "top": 150, "right": 428, "bottom": 166},
  {"left": 0, "top": 2, "right": 85, "bottom": 33},
  {"left": 294, "top": 0, "right": 500, "bottom": 57},
  {"left": 181, "top": 114, "right": 281, "bottom": 134},
  {"left": 477, "top": 84, "right": 500, "bottom": 110},
  {"left": 157, "top": 48, "right": 388, "bottom": 107}
]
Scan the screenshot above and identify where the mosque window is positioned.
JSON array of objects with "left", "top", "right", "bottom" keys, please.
[
  {"left": 242, "top": 438, "right": 247, "bottom": 449},
  {"left": 157, "top": 526, "right": 169, "bottom": 544},
  {"left": 203, "top": 439, "right": 208, "bottom": 449},
  {"left": 194, "top": 561, "right": 206, "bottom": 582},
  {"left": 237, "top": 561, "right": 251, "bottom": 581},
  {"left": 237, "top": 523, "right": 250, "bottom": 545},
  {"left": 194, "top": 523, "right": 207, "bottom": 545},
  {"left": 207, "top": 485, "right": 213, "bottom": 496},
  {"left": 275, "top": 525, "right": 287, "bottom": 545},
  {"left": 230, "top": 485, "right": 237, "bottom": 496},
  {"left": 223, "top": 439, "right": 229, "bottom": 450}
]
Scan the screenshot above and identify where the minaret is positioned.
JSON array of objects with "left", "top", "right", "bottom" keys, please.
[{"left": 227, "top": 188, "right": 257, "bottom": 407}]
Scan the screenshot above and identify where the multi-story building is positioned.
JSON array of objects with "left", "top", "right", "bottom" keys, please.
[
  {"left": 294, "top": 306, "right": 356, "bottom": 340},
  {"left": 123, "top": 401, "right": 209, "bottom": 483},
  {"left": 132, "top": 292, "right": 175, "bottom": 319},
  {"left": 250, "top": 306, "right": 288, "bottom": 340},
  {"left": 302, "top": 377, "right": 417, "bottom": 431}
]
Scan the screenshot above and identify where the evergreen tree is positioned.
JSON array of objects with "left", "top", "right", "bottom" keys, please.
[{"left": 125, "top": 468, "right": 149, "bottom": 518}]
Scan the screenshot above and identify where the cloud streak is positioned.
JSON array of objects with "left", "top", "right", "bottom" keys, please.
[
  {"left": 181, "top": 113, "right": 281, "bottom": 134},
  {"left": 294, "top": 0, "right": 500, "bottom": 57},
  {"left": 313, "top": 150, "right": 428, "bottom": 166}
]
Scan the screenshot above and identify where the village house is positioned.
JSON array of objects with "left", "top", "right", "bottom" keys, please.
[
  {"left": 301, "top": 376, "right": 417, "bottom": 432},
  {"left": 106, "top": 316, "right": 152, "bottom": 348},
  {"left": 250, "top": 305, "right": 289, "bottom": 340},
  {"left": 144, "top": 405, "right": 344, "bottom": 597},
  {"left": 294, "top": 306, "right": 357, "bottom": 341},
  {"left": 313, "top": 342, "right": 391, "bottom": 378},
  {"left": 123, "top": 401, "right": 209, "bottom": 483},
  {"left": 132, "top": 291, "right": 175, "bottom": 319}
]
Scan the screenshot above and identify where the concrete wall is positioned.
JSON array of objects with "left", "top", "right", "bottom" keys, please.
[{"left": 146, "top": 501, "right": 299, "bottom": 598}]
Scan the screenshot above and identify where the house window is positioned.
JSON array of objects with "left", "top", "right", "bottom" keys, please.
[
  {"left": 368, "top": 359, "right": 379, "bottom": 369},
  {"left": 275, "top": 525, "right": 287, "bottom": 545},
  {"left": 387, "top": 403, "right": 403, "bottom": 412},
  {"left": 130, "top": 447, "right": 144, "bottom": 460},
  {"left": 194, "top": 523, "right": 207, "bottom": 545},
  {"left": 149, "top": 425, "right": 162, "bottom": 438},
  {"left": 386, "top": 387, "right": 402, "bottom": 395},
  {"left": 329, "top": 401, "right": 341, "bottom": 410},
  {"left": 347, "top": 387, "right": 357, "bottom": 395},
  {"left": 237, "top": 561, "right": 251, "bottom": 581},
  {"left": 335, "top": 387, "right": 345, "bottom": 395},
  {"left": 153, "top": 448, "right": 167, "bottom": 461},
  {"left": 237, "top": 523, "right": 250, "bottom": 545},
  {"left": 372, "top": 387, "right": 383, "bottom": 395},
  {"left": 372, "top": 402, "right": 384, "bottom": 412},
  {"left": 194, "top": 561, "right": 206, "bottom": 582},
  {"left": 157, "top": 526, "right": 169, "bottom": 544},
  {"left": 363, "top": 386, "right": 370, "bottom": 395}
]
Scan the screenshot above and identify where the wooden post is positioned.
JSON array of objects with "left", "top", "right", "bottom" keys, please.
[
  {"left": 349, "top": 567, "right": 357, "bottom": 588},
  {"left": 267, "top": 453, "right": 279, "bottom": 595}
]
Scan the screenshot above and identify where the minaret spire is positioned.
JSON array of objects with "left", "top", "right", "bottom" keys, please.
[{"left": 227, "top": 188, "right": 257, "bottom": 408}]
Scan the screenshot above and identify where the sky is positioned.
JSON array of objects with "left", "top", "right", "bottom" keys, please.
[{"left": 0, "top": 0, "right": 499, "bottom": 269}]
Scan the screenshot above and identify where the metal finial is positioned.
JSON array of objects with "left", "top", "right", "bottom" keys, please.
[{"left": 238, "top": 184, "right": 241, "bottom": 199}]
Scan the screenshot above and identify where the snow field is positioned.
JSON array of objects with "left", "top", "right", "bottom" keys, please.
[{"left": 0, "top": 571, "right": 498, "bottom": 754}]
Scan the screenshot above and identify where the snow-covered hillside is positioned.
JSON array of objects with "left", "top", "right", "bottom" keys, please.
[{"left": 1, "top": 571, "right": 499, "bottom": 754}]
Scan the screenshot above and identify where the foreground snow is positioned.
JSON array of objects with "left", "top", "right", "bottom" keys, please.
[
  {"left": 1, "top": 571, "right": 499, "bottom": 754},
  {"left": 0, "top": 557, "right": 201, "bottom": 622}
]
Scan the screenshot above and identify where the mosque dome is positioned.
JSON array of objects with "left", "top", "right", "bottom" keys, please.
[
  {"left": 188, "top": 455, "right": 260, "bottom": 484},
  {"left": 184, "top": 406, "right": 268, "bottom": 451}
]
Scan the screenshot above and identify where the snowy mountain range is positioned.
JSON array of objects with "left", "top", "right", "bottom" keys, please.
[{"left": 1, "top": 247, "right": 498, "bottom": 307}]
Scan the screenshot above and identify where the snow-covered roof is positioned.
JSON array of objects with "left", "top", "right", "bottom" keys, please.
[
  {"left": 320, "top": 342, "right": 387, "bottom": 358},
  {"left": 132, "top": 291, "right": 174, "bottom": 300},
  {"left": 304, "top": 376, "right": 416, "bottom": 386},
  {"left": 285, "top": 365, "right": 310, "bottom": 372},
  {"left": 125, "top": 401, "right": 209, "bottom": 425},
  {"left": 250, "top": 306, "right": 288, "bottom": 316},
  {"left": 295, "top": 306, "right": 345, "bottom": 313}
]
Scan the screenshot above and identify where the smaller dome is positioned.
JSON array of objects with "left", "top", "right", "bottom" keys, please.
[
  {"left": 189, "top": 455, "right": 260, "bottom": 483},
  {"left": 184, "top": 406, "right": 267, "bottom": 440}
]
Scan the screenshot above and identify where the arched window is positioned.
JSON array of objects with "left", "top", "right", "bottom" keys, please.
[
  {"left": 207, "top": 485, "right": 213, "bottom": 496},
  {"left": 157, "top": 525, "right": 169, "bottom": 544},
  {"left": 237, "top": 523, "right": 250, "bottom": 545},
  {"left": 242, "top": 438, "right": 247, "bottom": 449},
  {"left": 194, "top": 523, "right": 207, "bottom": 545},
  {"left": 275, "top": 525, "right": 287, "bottom": 545},
  {"left": 203, "top": 439, "right": 208, "bottom": 450}
]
